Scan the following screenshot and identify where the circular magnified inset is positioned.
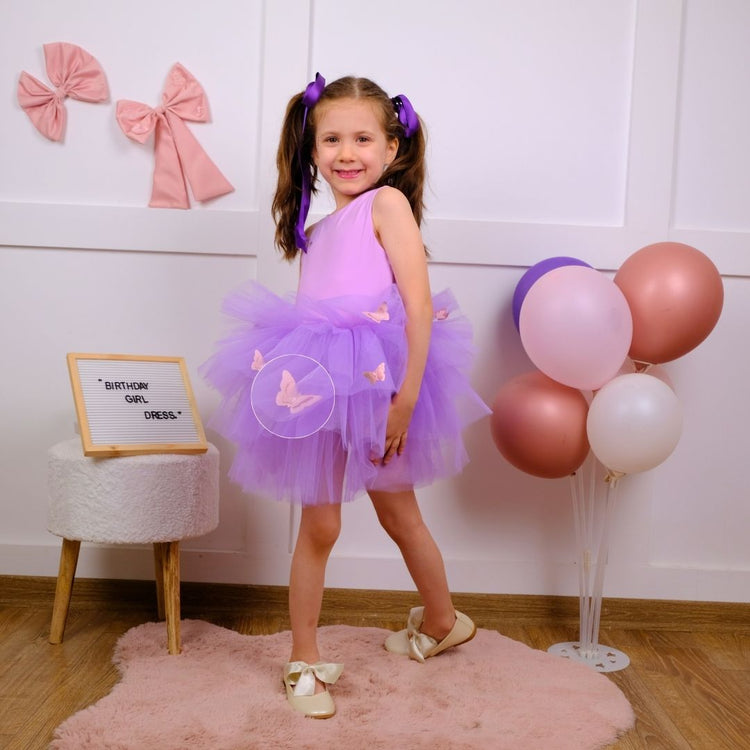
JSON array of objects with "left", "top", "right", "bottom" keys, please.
[{"left": 250, "top": 354, "right": 335, "bottom": 439}]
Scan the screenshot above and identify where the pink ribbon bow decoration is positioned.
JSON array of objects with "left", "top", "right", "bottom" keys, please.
[
  {"left": 17, "top": 42, "right": 109, "bottom": 142},
  {"left": 116, "top": 63, "right": 234, "bottom": 209}
]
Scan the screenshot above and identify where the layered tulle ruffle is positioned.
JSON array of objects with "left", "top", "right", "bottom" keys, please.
[{"left": 201, "top": 282, "right": 489, "bottom": 505}]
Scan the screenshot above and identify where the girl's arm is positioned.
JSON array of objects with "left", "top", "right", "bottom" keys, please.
[{"left": 373, "top": 186, "right": 433, "bottom": 465}]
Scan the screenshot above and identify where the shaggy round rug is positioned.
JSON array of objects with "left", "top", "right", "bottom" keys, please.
[{"left": 51, "top": 619, "right": 634, "bottom": 749}]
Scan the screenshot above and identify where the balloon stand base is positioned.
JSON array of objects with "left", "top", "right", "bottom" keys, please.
[{"left": 547, "top": 641, "right": 630, "bottom": 673}]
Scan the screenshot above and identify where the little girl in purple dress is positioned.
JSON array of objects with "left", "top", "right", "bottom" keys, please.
[{"left": 202, "top": 74, "right": 489, "bottom": 719}]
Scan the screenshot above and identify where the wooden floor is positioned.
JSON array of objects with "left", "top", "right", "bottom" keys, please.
[{"left": 1, "top": 576, "right": 748, "bottom": 750}]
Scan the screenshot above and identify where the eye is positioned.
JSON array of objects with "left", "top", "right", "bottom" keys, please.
[
  {"left": 322, "top": 136, "right": 338, "bottom": 143},
  {"left": 356, "top": 136, "right": 372, "bottom": 143}
]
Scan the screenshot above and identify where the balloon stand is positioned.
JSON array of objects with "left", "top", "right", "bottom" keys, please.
[{"left": 548, "top": 455, "right": 630, "bottom": 673}]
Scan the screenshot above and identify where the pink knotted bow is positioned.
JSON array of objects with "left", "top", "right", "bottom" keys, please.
[
  {"left": 17, "top": 42, "right": 109, "bottom": 142},
  {"left": 116, "top": 63, "right": 234, "bottom": 209}
]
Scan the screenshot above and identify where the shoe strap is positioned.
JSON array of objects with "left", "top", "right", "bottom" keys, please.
[{"left": 285, "top": 661, "right": 344, "bottom": 697}]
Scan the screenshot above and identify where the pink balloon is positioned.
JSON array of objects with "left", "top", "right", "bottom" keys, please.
[
  {"left": 519, "top": 266, "right": 633, "bottom": 390},
  {"left": 490, "top": 371, "right": 590, "bottom": 479},
  {"left": 614, "top": 242, "right": 724, "bottom": 364}
]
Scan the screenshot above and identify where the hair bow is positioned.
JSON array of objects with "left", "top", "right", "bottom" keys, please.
[
  {"left": 115, "top": 63, "right": 234, "bottom": 209},
  {"left": 17, "top": 42, "right": 109, "bottom": 142},
  {"left": 302, "top": 73, "right": 327, "bottom": 120},
  {"left": 295, "top": 72, "right": 326, "bottom": 251},
  {"left": 392, "top": 94, "right": 419, "bottom": 138}
]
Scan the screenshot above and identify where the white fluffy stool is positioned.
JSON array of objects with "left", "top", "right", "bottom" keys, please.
[{"left": 47, "top": 438, "right": 220, "bottom": 654}]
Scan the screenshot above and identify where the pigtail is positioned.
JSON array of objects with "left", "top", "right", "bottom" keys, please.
[
  {"left": 377, "top": 118, "right": 426, "bottom": 228},
  {"left": 272, "top": 93, "right": 318, "bottom": 261}
]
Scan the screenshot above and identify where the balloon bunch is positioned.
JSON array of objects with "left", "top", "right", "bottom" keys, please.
[{"left": 491, "top": 242, "right": 724, "bottom": 480}]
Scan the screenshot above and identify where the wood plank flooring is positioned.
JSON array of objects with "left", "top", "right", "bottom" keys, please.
[{"left": 1, "top": 576, "right": 748, "bottom": 749}]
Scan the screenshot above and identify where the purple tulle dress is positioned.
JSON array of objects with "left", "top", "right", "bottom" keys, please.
[{"left": 201, "top": 188, "right": 489, "bottom": 505}]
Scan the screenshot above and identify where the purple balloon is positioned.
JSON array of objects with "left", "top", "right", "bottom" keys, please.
[{"left": 513, "top": 256, "right": 591, "bottom": 329}]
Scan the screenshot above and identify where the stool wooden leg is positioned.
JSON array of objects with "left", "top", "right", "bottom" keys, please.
[
  {"left": 49, "top": 538, "right": 81, "bottom": 645},
  {"left": 153, "top": 543, "right": 166, "bottom": 620},
  {"left": 159, "top": 540, "right": 182, "bottom": 655}
]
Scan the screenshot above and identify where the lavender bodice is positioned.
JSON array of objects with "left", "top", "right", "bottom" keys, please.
[{"left": 298, "top": 188, "right": 395, "bottom": 301}]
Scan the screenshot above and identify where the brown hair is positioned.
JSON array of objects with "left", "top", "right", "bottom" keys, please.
[{"left": 272, "top": 76, "right": 427, "bottom": 261}]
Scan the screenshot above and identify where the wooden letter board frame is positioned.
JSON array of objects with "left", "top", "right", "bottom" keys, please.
[{"left": 67, "top": 353, "right": 208, "bottom": 457}]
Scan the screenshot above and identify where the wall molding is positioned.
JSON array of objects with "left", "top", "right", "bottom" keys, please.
[{"left": 0, "top": 202, "right": 258, "bottom": 255}]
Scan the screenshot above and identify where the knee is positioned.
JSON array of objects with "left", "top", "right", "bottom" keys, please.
[
  {"left": 300, "top": 507, "right": 341, "bottom": 551},
  {"left": 376, "top": 505, "right": 423, "bottom": 547}
]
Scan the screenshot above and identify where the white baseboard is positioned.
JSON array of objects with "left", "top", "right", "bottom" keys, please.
[{"left": 1, "top": 542, "right": 748, "bottom": 604}]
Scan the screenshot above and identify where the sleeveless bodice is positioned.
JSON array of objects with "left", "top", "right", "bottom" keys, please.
[{"left": 298, "top": 189, "right": 395, "bottom": 300}]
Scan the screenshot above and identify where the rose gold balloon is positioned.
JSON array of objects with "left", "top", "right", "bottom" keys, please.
[
  {"left": 490, "top": 371, "right": 590, "bottom": 479},
  {"left": 614, "top": 242, "right": 723, "bottom": 364}
]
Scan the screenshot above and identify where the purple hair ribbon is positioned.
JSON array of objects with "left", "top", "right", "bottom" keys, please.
[
  {"left": 392, "top": 94, "right": 419, "bottom": 138},
  {"left": 295, "top": 72, "right": 326, "bottom": 251}
]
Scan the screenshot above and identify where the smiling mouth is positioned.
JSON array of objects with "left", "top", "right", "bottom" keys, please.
[{"left": 335, "top": 169, "right": 363, "bottom": 179}]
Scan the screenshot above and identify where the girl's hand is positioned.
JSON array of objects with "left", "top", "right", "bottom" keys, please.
[{"left": 376, "top": 393, "right": 416, "bottom": 466}]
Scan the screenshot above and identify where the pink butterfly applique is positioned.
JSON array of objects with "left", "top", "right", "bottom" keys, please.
[
  {"left": 363, "top": 362, "right": 386, "bottom": 384},
  {"left": 251, "top": 350, "right": 265, "bottom": 371},
  {"left": 276, "top": 370, "right": 322, "bottom": 413},
  {"left": 363, "top": 303, "right": 390, "bottom": 323},
  {"left": 434, "top": 308, "right": 449, "bottom": 320}
]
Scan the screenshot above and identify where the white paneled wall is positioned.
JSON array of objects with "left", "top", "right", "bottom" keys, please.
[{"left": 1, "top": 0, "right": 748, "bottom": 603}]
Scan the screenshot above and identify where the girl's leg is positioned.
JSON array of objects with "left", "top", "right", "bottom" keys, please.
[
  {"left": 288, "top": 502, "right": 342, "bottom": 664},
  {"left": 368, "top": 488, "right": 456, "bottom": 641}
]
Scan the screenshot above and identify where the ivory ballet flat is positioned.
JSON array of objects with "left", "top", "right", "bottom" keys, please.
[
  {"left": 384, "top": 606, "right": 476, "bottom": 663},
  {"left": 283, "top": 660, "right": 344, "bottom": 719}
]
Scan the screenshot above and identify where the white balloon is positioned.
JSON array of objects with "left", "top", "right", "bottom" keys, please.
[{"left": 587, "top": 374, "right": 682, "bottom": 475}]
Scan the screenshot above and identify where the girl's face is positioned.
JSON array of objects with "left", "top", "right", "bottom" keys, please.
[{"left": 312, "top": 98, "right": 398, "bottom": 209}]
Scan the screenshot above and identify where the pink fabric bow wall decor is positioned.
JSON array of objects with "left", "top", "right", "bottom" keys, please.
[
  {"left": 116, "top": 63, "right": 234, "bottom": 209},
  {"left": 17, "top": 42, "right": 109, "bottom": 142}
]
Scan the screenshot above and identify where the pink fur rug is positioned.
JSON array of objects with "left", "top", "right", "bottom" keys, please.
[{"left": 52, "top": 619, "right": 634, "bottom": 749}]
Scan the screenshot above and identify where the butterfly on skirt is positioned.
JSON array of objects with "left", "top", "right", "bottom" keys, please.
[
  {"left": 363, "top": 362, "right": 386, "bottom": 384},
  {"left": 276, "top": 370, "right": 322, "bottom": 414}
]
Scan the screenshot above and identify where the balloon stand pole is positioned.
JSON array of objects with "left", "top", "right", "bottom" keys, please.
[{"left": 548, "top": 455, "right": 630, "bottom": 673}]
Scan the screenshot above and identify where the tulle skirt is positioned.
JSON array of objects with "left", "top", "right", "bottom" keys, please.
[{"left": 201, "top": 282, "right": 489, "bottom": 505}]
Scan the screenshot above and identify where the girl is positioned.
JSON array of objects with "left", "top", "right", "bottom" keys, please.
[{"left": 202, "top": 74, "right": 489, "bottom": 719}]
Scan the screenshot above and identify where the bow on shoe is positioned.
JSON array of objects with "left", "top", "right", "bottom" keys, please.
[
  {"left": 284, "top": 661, "right": 344, "bottom": 697},
  {"left": 405, "top": 607, "right": 438, "bottom": 663},
  {"left": 116, "top": 63, "right": 234, "bottom": 209},
  {"left": 17, "top": 42, "right": 109, "bottom": 142}
]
